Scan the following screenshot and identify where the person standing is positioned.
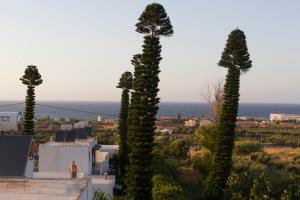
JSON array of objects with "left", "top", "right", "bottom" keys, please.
[{"left": 69, "top": 160, "right": 77, "bottom": 178}]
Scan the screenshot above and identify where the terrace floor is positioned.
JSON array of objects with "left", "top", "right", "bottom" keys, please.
[{"left": 0, "top": 178, "right": 88, "bottom": 200}]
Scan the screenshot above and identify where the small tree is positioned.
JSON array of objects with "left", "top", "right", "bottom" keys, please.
[
  {"left": 20, "top": 65, "right": 43, "bottom": 135},
  {"left": 195, "top": 125, "right": 218, "bottom": 153},
  {"left": 169, "top": 138, "right": 190, "bottom": 163},
  {"left": 117, "top": 71, "right": 132, "bottom": 179},
  {"left": 205, "top": 29, "right": 252, "bottom": 199},
  {"left": 200, "top": 78, "right": 224, "bottom": 122}
]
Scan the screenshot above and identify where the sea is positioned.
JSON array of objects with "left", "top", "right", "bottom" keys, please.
[{"left": 1, "top": 101, "right": 300, "bottom": 120}]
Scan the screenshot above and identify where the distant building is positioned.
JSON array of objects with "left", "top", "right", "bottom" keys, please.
[
  {"left": 237, "top": 116, "right": 250, "bottom": 121},
  {"left": 270, "top": 113, "right": 300, "bottom": 122},
  {"left": 97, "top": 115, "right": 105, "bottom": 122},
  {"left": 74, "top": 121, "right": 88, "bottom": 129},
  {"left": 184, "top": 119, "right": 197, "bottom": 127},
  {"left": 160, "top": 128, "right": 173, "bottom": 135},
  {"left": 199, "top": 119, "right": 213, "bottom": 127},
  {"left": 61, "top": 124, "right": 73, "bottom": 130}
]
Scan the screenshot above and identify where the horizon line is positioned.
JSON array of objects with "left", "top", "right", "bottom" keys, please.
[{"left": 0, "top": 99, "right": 300, "bottom": 105}]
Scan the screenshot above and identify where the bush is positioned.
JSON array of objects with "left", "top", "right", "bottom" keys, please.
[
  {"left": 250, "top": 173, "right": 274, "bottom": 200},
  {"left": 169, "top": 138, "right": 190, "bottom": 162},
  {"left": 224, "top": 172, "right": 253, "bottom": 200},
  {"left": 151, "top": 156, "right": 185, "bottom": 200},
  {"left": 93, "top": 189, "right": 112, "bottom": 200},
  {"left": 233, "top": 157, "right": 251, "bottom": 173},
  {"left": 195, "top": 125, "right": 218, "bottom": 153},
  {"left": 152, "top": 174, "right": 185, "bottom": 200},
  {"left": 234, "top": 140, "right": 262, "bottom": 155},
  {"left": 192, "top": 151, "right": 212, "bottom": 176}
]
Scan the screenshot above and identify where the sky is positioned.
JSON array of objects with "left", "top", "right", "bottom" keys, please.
[{"left": 0, "top": 0, "right": 299, "bottom": 103}]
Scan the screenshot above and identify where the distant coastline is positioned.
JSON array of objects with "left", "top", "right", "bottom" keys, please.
[{"left": 0, "top": 100, "right": 300, "bottom": 120}]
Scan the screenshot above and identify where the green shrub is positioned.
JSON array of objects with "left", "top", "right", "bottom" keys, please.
[
  {"left": 233, "top": 157, "right": 251, "bottom": 173},
  {"left": 224, "top": 172, "right": 253, "bottom": 200},
  {"left": 93, "top": 189, "right": 112, "bottom": 200},
  {"left": 250, "top": 173, "right": 275, "bottom": 200},
  {"left": 192, "top": 151, "right": 212, "bottom": 176},
  {"left": 234, "top": 140, "right": 262, "bottom": 155},
  {"left": 195, "top": 125, "right": 218, "bottom": 153},
  {"left": 169, "top": 138, "right": 190, "bottom": 162},
  {"left": 249, "top": 163, "right": 267, "bottom": 173},
  {"left": 152, "top": 174, "right": 185, "bottom": 200}
]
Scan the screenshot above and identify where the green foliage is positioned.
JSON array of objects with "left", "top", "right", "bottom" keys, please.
[
  {"left": 117, "top": 71, "right": 133, "bottom": 90},
  {"left": 234, "top": 140, "right": 262, "bottom": 155},
  {"left": 151, "top": 156, "right": 185, "bottom": 200},
  {"left": 205, "top": 29, "right": 252, "bottom": 199},
  {"left": 20, "top": 65, "right": 43, "bottom": 86},
  {"left": 33, "top": 132, "right": 53, "bottom": 144},
  {"left": 225, "top": 172, "right": 253, "bottom": 200},
  {"left": 135, "top": 3, "right": 173, "bottom": 37},
  {"left": 152, "top": 175, "right": 184, "bottom": 200},
  {"left": 195, "top": 125, "right": 218, "bottom": 153},
  {"left": 169, "top": 138, "right": 190, "bottom": 162},
  {"left": 20, "top": 65, "right": 43, "bottom": 135},
  {"left": 126, "top": 3, "right": 173, "bottom": 200},
  {"left": 280, "top": 175, "right": 300, "bottom": 200},
  {"left": 93, "top": 189, "right": 112, "bottom": 200},
  {"left": 93, "top": 132, "right": 116, "bottom": 145},
  {"left": 250, "top": 173, "right": 274, "bottom": 200},
  {"left": 117, "top": 71, "right": 132, "bottom": 179},
  {"left": 192, "top": 151, "right": 212, "bottom": 176}
]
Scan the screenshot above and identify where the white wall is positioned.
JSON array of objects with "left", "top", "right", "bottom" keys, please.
[
  {"left": 99, "top": 145, "right": 118, "bottom": 158},
  {"left": 39, "top": 144, "right": 92, "bottom": 175},
  {"left": 95, "top": 151, "right": 109, "bottom": 175},
  {"left": 92, "top": 175, "right": 115, "bottom": 196},
  {"left": 34, "top": 172, "right": 85, "bottom": 178},
  {"left": 25, "top": 159, "right": 34, "bottom": 178}
]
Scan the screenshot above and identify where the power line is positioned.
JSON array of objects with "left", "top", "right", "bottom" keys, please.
[
  {"left": 35, "top": 103, "right": 117, "bottom": 117},
  {"left": 0, "top": 102, "right": 24, "bottom": 108},
  {"left": 0, "top": 101, "right": 117, "bottom": 117}
]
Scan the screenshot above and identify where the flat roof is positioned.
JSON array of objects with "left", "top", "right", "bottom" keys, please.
[
  {"left": 43, "top": 138, "right": 96, "bottom": 147},
  {"left": 0, "top": 178, "right": 88, "bottom": 200}
]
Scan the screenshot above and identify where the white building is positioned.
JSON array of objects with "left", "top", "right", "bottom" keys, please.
[
  {"left": 97, "top": 115, "right": 105, "bottom": 122},
  {"left": 37, "top": 138, "right": 116, "bottom": 197},
  {"left": 199, "top": 119, "right": 213, "bottom": 127},
  {"left": 184, "top": 119, "right": 197, "bottom": 127},
  {"left": 60, "top": 124, "right": 73, "bottom": 131},
  {"left": 99, "top": 145, "right": 119, "bottom": 158},
  {"left": 39, "top": 138, "right": 96, "bottom": 176},
  {"left": 270, "top": 113, "right": 300, "bottom": 122},
  {"left": 0, "top": 112, "right": 23, "bottom": 132},
  {"left": 74, "top": 121, "right": 88, "bottom": 129}
]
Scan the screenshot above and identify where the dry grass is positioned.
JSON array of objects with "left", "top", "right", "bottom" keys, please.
[{"left": 263, "top": 147, "right": 300, "bottom": 161}]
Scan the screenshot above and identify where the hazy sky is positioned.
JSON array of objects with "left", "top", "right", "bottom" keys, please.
[{"left": 0, "top": 1, "right": 299, "bottom": 103}]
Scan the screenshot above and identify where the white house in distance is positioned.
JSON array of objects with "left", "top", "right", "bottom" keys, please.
[
  {"left": 270, "top": 113, "right": 300, "bottom": 122},
  {"left": 184, "top": 119, "right": 197, "bottom": 127}
]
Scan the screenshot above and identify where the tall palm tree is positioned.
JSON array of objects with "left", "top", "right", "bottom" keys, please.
[
  {"left": 126, "top": 3, "right": 173, "bottom": 200},
  {"left": 117, "top": 71, "right": 132, "bottom": 180},
  {"left": 20, "top": 65, "right": 43, "bottom": 135},
  {"left": 205, "top": 29, "right": 252, "bottom": 199}
]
